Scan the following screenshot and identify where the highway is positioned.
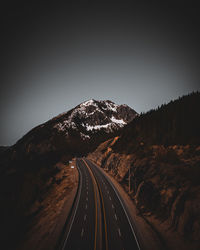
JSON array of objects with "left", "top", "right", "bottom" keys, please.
[{"left": 60, "top": 158, "right": 140, "bottom": 250}]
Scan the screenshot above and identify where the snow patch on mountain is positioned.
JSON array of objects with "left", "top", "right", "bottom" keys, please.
[
  {"left": 102, "top": 101, "right": 118, "bottom": 112},
  {"left": 53, "top": 99, "right": 137, "bottom": 136},
  {"left": 110, "top": 116, "right": 126, "bottom": 125},
  {"left": 54, "top": 123, "right": 69, "bottom": 136},
  {"left": 80, "top": 132, "right": 90, "bottom": 140},
  {"left": 85, "top": 123, "right": 112, "bottom": 131},
  {"left": 80, "top": 99, "right": 97, "bottom": 107},
  {"left": 54, "top": 119, "right": 76, "bottom": 132}
]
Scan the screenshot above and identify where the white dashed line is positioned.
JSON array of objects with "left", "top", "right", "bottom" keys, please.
[
  {"left": 86, "top": 197, "right": 88, "bottom": 201},
  {"left": 85, "top": 204, "right": 88, "bottom": 209},
  {"left": 84, "top": 214, "right": 87, "bottom": 221},
  {"left": 115, "top": 214, "right": 117, "bottom": 220},
  {"left": 112, "top": 204, "right": 115, "bottom": 209},
  {"left": 81, "top": 228, "right": 84, "bottom": 237},
  {"left": 109, "top": 196, "right": 111, "bottom": 200},
  {"left": 118, "top": 228, "right": 121, "bottom": 237}
]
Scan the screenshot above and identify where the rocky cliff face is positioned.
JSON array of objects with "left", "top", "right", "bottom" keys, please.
[{"left": 88, "top": 139, "right": 200, "bottom": 249}]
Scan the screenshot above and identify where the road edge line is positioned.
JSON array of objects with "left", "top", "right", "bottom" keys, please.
[
  {"left": 86, "top": 159, "right": 141, "bottom": 250},
  {"left": 61, "top": 159, "right": 83, "bottom": 250}
]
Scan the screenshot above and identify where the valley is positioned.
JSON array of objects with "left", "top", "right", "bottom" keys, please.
[{"left": 0, "top": 93, "right": 200, "bottom": 250}]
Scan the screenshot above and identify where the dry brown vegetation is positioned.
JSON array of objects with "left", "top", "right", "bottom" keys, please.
[
  {"left": 88, "top": 138, "right": 200, "bottom": 249},
  {"left": 0, "top": 149, "right": 78, "bottom": 250}
]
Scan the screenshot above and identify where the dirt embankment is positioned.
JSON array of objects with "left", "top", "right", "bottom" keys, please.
[
  {"left": 18, "top": 160, "right": 78, "bottom": 250},
  {"left": 88, "top": 137, "right": 200, "bottom": 250},
  {"left": 0, "top": 151, "right": 78, "bottom": 250}
]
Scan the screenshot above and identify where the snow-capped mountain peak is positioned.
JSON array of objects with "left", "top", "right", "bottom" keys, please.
[
  {"left": 53, "top": 99, "right": 137, "bottom": 140},
  {"left": 80, "top": 99, "right": 96, "bottom": 107},
  {"left": 15, "top": 99, "right": 137, "bottom": 157}
]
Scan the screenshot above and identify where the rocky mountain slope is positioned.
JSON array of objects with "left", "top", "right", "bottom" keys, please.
[
  {"left": 12, "top": 99, "right": 137, "bottom": 158},
  {"left": 88, "top": 92, "right": 200, "bottom": 250},
  {"left": 0, "top": 99, "right": 136, "bottom": 249}
]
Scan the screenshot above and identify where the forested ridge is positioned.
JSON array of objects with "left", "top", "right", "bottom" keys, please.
[{"left": 114, "top": 92, "right": 200, "bottom": 153}]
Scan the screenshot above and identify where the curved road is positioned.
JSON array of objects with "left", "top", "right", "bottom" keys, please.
[{"left": 60, "top": 158, "right": 140, "bottom": 250}]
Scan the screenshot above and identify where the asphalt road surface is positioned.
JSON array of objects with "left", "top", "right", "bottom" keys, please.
[{"left": 60, "top": 158, "right": 140, "bottom": 250}]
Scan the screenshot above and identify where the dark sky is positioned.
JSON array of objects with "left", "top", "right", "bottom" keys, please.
[{"left": 1, "top": 1, "right": 200, "bottom": 145}]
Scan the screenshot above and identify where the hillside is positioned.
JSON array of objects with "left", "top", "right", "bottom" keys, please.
[
  {"left": 0, "top": 99, "right": 136, "bottom": 250},
  {"left": 13, "top": 99, "right": 136, "bottom": 158},
  {"left": 88, "top": 92, "right": 200, "bottom": 250},
  {"left": 114, "top": 92, "right": 200, "bottom": 154}
]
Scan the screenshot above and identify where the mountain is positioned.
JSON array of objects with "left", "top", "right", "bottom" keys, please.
[
  {"left": 88, "top": 92, "right": 200, "bottom": 250},
  {"left": 113, "top": 91, "right": 200, "bottom": 151},
  {"left": 53, "top": 99, "right": 136, "bottom": 136},
  {"left": 13, "top": 99, "right": 137, "bottom": 158},
  {"left": 0, "top": 99, "right": 136, "bottom": 249},
  {"left": 1, "top": 93, "right": 200, "bottom": 249}
]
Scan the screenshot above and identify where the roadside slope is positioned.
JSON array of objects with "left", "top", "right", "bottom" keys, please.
[
  {"left": 88, "top": 92, "right": 200, "bottom": 249},
  {"left": 88, "top": 136, "right": 200, "bottom": 249},
  {"left": 18, "top": 159, "right": 79, "bottom": 250}
]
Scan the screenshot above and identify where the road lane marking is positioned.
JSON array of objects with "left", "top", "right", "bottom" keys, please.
[
  {"left": 86, "top": 197, "right": 88, "bottom": 201},
  {"left": 83, "top": 158, "right": 108, "bottom": 250},
  {"left": 96, "top": 177, "right": 108, "bottom": 250},
  {"left": 95, "top": 162, "right": 141, "bottom": 250},
  {"left": 84, "top": 214, "right": 87, "bottom": 221},
  {"left": 112, "top": 204, "right": 114, "bottom": 209},
  {"left": 115, "top": 214, "right": 117, "bottom": 220},
  {"left": 85, "top": 204, "right": 87, "bottom": 209},
  {"left": 81, "top": 228, "right": 84, "bottom": 237},
  {"left": 109, "top": 196, "right": 111, "bottom": 200},
  {"left": 118, "top": 228, "right": 121, "bottom": 237},
  {"left": 82, "top": 159, "right": 98, "bottom": 250}
]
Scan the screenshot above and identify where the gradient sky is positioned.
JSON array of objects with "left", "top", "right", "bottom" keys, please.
[{"left": 1, "top": 2, "right": 200, "bottom": 145}]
